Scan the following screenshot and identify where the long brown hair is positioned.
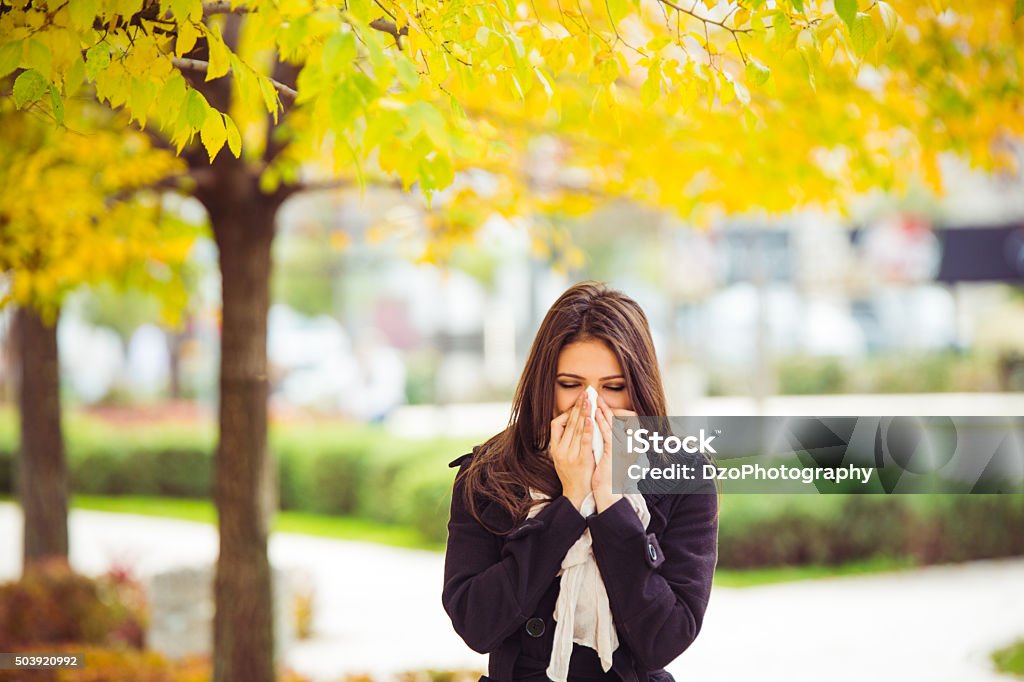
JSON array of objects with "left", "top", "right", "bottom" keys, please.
[{"left": 457, "top": 280, "right": 671, "bottom": 535}]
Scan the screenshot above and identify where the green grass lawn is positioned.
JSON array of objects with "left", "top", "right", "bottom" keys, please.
[
  {"left": 712, "top": 556, "right": 919, "bottom": 587},
  {"left": 993, "top": 639, "right": 1024, "bottom": 677},
  {"left": 69, "top": 494, "right": 440, "bottom": 551},
  {"left": 0, "top": 493, "right": 925, "bottom": 588}
]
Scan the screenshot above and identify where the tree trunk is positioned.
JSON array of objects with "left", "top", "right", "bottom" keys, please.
[
  {"left": 205, "top": 177, "right": 281, "bottom": 682},
  {"left": 182, "top": 18, "right": 295, "bottom": 676},
  {"left": 14, "top": 305, "right": 69, "bottom": 570}
]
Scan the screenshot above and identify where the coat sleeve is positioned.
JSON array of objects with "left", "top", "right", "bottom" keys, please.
[
  {"left": 586, "top": 489, "right": 719, "bottom": 670},
  {"left": 441, "top": 458, "right": 588, "bottom": 653}
]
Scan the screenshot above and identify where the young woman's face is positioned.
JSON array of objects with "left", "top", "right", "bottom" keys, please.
[{"left": 553, "top": 338, "right": 633, "bottom": 417}]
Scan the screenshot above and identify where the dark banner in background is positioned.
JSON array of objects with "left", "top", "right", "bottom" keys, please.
[{"left": 934, "top": 225, "right": 1024, "bottom": 283}]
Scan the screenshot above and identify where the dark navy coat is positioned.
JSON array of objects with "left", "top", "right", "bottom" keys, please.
[{"left": 441, "top": 447, "right": 719, "bottom": 682}]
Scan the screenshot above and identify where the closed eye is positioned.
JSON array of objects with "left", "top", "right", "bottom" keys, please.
[{"left": 557, "top": 382, "right": 625, "bottom": 392}]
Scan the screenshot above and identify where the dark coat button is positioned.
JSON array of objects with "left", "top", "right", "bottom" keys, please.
[
  {"left": 648, "top": 542, "right": 658, "bottom": 562},
  {"left": 525, "top": 617, "right": 545, "bottom": 637}
]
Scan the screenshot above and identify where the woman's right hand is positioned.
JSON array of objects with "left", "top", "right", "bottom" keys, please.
[{"left": 549, "top": 391, "right": 596, "bottom": 512}]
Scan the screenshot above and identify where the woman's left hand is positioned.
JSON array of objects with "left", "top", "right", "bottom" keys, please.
[{"left": 592, "top": 395, "right": 636, "bottom": 513}]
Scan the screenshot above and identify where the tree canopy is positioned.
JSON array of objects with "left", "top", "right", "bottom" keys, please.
[
  {"left": 0, "top": 98, "right": 198, "bottom": 323},
  {"left": 3, "top": 0, "right": 1020, "bottom": 241}
]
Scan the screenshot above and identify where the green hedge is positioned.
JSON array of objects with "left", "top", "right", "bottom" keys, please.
[
  {"left": 772, "top": 351, "right": 1003, "bottom": 395},
  {"left": 0, "top": 408, "right": 474, "bottom": 544},
  {"left": 716, "top": 493, "right": 1024, "bottom": 568},
  {"left": 2, "top": 407, "right": 1023, "bottom": 567}
]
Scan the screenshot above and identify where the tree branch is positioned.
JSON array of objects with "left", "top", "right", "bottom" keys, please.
[
  {"left": 653, "top": 0, "right": 752, "bottom": 36},
  {"left": 293, "top": 176, "right": 405, "bottom": 193},
  {"left": 162, "top": 0, "right": 407, "bottom": 47},
  {"left": 105, "top": 174, "right": 195, "bottom": 204},
  {"left": 369, "top": 18, "right": 408, "bottom": 48},
  {"left": 202, "top": 1, "right": 251, "bottom": 15},
  {"left": 171, "top": 57, "right": 298, "bottom": 103}
]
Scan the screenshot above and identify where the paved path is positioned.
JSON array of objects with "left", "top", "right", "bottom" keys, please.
[{"left": 2, "top": 503, "right": 1022, "bottom": 682}]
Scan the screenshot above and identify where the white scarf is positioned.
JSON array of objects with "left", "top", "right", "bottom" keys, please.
[{"left": 525, "top": 488, "right": 651, "bottom": 682}]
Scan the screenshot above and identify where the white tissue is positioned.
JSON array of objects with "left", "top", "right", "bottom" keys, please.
[{"left": 586, "top": 385, "right": 604, "bottom": 464}]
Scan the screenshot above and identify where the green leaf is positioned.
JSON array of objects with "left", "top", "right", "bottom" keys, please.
[
  {"left": 347, "top": 0, "right": 370, "bottom": 23},
  {"left": 349, "top": 71, "right": 380, "bottom": 100},
  {"left": 169, "top": 0, "right": 188, "bottom": 19},
  {"left": 13, "top": 69, "right": 48, "bottom": 108},
  {"left": 68, "top": 0, "right": 100, "bottom": 30},
  {"left": 877, "top": 1, "right": 898, "bottom": 40},
  {"left": 0, "top": 42, "right": 21, "bottom": 79},
  {"left": 404, "top": 101, "right": 448, "bottom": 150},
  {"left": 366, "top": 31, "right": 392, "bottom": 76},
  {"left": 745, "top": 58, "right": 770, "bottom": 86},
  {"left": 813, "top": 14, "right": 841, "bottom": 43},
  {"left": 200, "top": 109, "right": 227, "bottom": 161},
  {"left": 507, "top": 35, "right": 526, "bottom": 59},
  {"left": 184, "top": 87, "right": 208, "bottom": 129},
  {"left": 48, "top": 84, "right": 65, "bottom": 125},
  {"left": 258, "top": 76, "right": 281, "bottom": 123},
  {"left": 606, "top": 0, "right": 628, "bottom": 24},
  {"left": 330, "top": 80, "right": 361, "bottom": 128},
  {"left": 1016, "top": 0, "right": 1023, "bottom": 22},
  {"left": 850, "top": 11, "right": 877, "bottom": 56},
  {"left": 224, "top": 113, "right": 242, "bottom": 157},
  {"left": 835, "top": 0, "right": 857, "bottom": 30},
  {"left": 599, "top": 56, "right": 619, "bottom": 85},
  {"left": 64, "top": 55, "right": 86, "bottom": 96},
  {"left": 157, "top": 71, "right": 187, "bottom": 123},
  {"left": 127, "top": 78, "right": 157, "bottom": 127},
  {"left": 229, "top": 54, "right": 258, "bottom": 108},
  {"left": 323, "top": 32, "right": 357, "bottom": 74},
  {"left": 640, "top": 59, "right": 661, "bottom": 106},
  {"left": 110, "top": 0, "right": 142, "bottom": 17},
  {"left": 646, "top": 36, "right": 672, "bottom": 52},
  {"left": 418, "top": 152, "right": 453, "bottom": 194},
  {"left": 790, "top": 0, "right": 804, "bottom": 12},
  {"left": 448, "top": 95, "right": 467, "bottom": 124},
  {"left": 170, "top": 0, "right": 201, "bottom": 22},
  {"left": 773, "top": 11, "right": 792, "bottom": 45},
  {"left": 26, "top": 38, "right": 52, "bottom": 76},
  {"left": 396, "top": 55, "right": 419, "bottom": 89},
  {"left": 516, "top": 62, "right": 535, "bottom": 98},
  {"left": 85, "top": 42, "right": 111, "bottom": 80}
]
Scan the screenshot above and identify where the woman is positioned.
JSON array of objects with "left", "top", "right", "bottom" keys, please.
[{"left": 442, "top": 281, "right": 719, "bottom": 682}]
